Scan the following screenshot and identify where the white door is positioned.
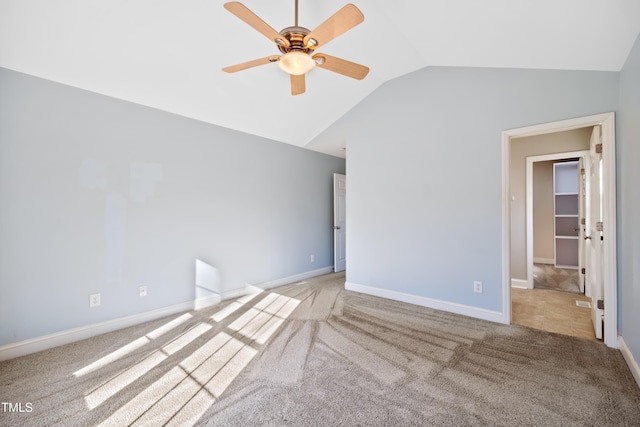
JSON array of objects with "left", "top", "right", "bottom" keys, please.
[
  {"left": 581, "top": 153, "right": 593, "bottom": 299},
  {"left": 587, "top": 126, "right": 604, "bottom": 340},
  {"left": 578, "top": 157, "right": 587, "bottom": 294},
  {"left": 333, "top": 173, "right": 346, "bottom": 272}
]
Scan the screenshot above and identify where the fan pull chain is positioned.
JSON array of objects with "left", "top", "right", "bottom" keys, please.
[{"left": 295, "top": 0, "right": 298, "bottom": 26}]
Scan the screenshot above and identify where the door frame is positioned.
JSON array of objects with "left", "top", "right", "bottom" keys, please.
[
  {"left": 525, "top": 151, "right": 589, "bottom": 290},
  {"left": 502, "top": 112, "right": 617, "bottom": 348}
]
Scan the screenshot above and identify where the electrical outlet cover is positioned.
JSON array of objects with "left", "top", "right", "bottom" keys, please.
[
  {"left": 473, "top": 281, "right": 483, "bottom": 293},
  {"left": 89, "top": 293, "right": 101, "bottom": 307}
]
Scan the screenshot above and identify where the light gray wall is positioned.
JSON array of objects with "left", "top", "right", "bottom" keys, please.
[
  {"left": 310, "top": 66, "right": 618, "bottom": 312},
  {"left": 533, "top": 161, "right": 554, "bottom": 261},
  {"left": 0, "top": 68, "right": 345, "bottom": 347},
  {"left": 510, "top": 129, "right": 591, "bottom": 279},
  {"left": 618, "top": 33, "right": 640, "bottom": 367}
]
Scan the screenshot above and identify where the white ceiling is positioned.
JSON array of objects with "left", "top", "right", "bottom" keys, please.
[{"left": 2, "top": 0, "right": 639, "bottom": 158}]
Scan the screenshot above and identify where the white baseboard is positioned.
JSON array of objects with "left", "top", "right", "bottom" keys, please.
[
  {"left": 220, "top": 266, "right": 335, "bottom": 301},
  {"left": 0, "top": 266, "right": 334, "bottom": 362},
  {"left": 345, "top": 282, "right": 506, "bottom": 324},
  {"left": 533, "top": 258, "right": 555, "bottom": 265},
  {"left": 619, "top": 336, "right": 640, "bottom": 389},
  {"left": 0, "top": 300, "right": 194, "bottom": 362},
  {"left": 194, "top": 294, "right": 222, "bottom": 311},
  {"left": 511, "top": 279, "right": 531, "bottom": 289}
]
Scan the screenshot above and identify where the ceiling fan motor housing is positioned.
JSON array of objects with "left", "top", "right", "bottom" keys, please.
[{"left": 277, "top": 26, "right": 316, "bottom": 54}]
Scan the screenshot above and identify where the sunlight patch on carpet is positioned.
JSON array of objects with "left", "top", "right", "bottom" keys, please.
[
  {"left": 95, "top": 291, "right": 299, "bottom": 426},
  {"left": 85, "top": 322, "right": 212, "bottom": 409},
  {"left": 73, "top": 313, "right": 193, "bottom": 377},
  {"left": 210, "top": 287, "right": 264, "bottom": 322},
  {"left": 229, "top": 293, "right": 300, "bottom": 344}
]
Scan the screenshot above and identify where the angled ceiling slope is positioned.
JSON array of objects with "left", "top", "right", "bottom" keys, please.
[{"left": 1, "top": 0, "right": 639, "bottom": 158}]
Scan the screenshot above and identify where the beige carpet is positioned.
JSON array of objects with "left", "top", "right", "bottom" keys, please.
[
  {"left": 533, "top": 263, "right": 581, "bottom": 293},
  {"left": 1, "top": 272, "right": 639, "bottom": 426}
]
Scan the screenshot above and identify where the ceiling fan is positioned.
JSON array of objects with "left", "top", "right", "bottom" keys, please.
[{"left": 222, "top": 0, "right": 369, "bottom": 95}]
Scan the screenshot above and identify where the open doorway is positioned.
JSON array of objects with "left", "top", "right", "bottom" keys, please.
[
  {"left": 501, "top": 113, "right": 618, "bottom": 348},
  {"left": 527, "top": 152, "right": 589, "bottom": 294}
]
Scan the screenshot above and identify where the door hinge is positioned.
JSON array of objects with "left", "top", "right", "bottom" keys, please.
[
  {"left": 595, "top": 143, "right": 603, "bottom": 154},
  {"left": 581, "top": 218, "right": 586, "bottom": 225},
  {"left": 581, "top": 268, "right": 586, "bottom": 274},
  {"left": 597, "top": 300, "right": 604, "bottom": 310},
  {"left": 581, "top": 168, "right": 585, "bottom": 176},
  {"left": 596, "top": 221, "right": 604, "bottom": 232}
]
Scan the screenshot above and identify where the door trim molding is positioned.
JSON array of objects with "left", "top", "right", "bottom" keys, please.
[{"left": 501, "top": 112, "right": 617, "bottom": 348}]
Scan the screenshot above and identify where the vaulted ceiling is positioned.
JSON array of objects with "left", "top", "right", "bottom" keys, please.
[{"left": 2, "top": 0, "right": 639, "bottom": 158}]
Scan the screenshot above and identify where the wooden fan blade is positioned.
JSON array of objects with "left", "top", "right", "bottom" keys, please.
[
  {"left": 290, "top": 74, "right": 305, "bottom": 95},
  {"left": 313, "top": 53, "right": 369, "bottom": 80},
  {"left": 222, "top": 56, "right": 279, "bottom": 73},
  {"left": 303, "top": 4, "right": 364, "bottom": 49},
  {"left": 224, "top": 2, "right": 289, "bottom": 48}
]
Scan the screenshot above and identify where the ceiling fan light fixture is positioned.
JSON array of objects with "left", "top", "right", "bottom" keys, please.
[
  {"left": 222, "top": 1, "right": 368, "bottom": 94},
  {"left": 278, "top": 51, "right": 316, "bottom": 75}
]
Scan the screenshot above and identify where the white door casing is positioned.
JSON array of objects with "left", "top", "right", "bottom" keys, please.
[{"left": 333, "top": 173, "right": 346, "bottom": 272}]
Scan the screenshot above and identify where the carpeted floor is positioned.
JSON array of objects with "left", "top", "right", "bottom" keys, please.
[
  {"left": 533, "top": 263, "right": 581, "bottom": 293},
  {"left": 1, "top": 272, "right": 639, "bottom": 426}
]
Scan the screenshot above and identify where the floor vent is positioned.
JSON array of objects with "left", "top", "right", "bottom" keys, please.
[{"left": 576, "top": 300, "right": 591, "bottom": 308}]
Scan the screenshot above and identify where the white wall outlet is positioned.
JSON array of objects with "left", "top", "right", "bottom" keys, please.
[
  {"left": 139, "top": 286, "right": 148, "bottom": 297},
  {"left": 473, "top": 281, "right": 483, "bottom": 293},
  {"left": 310, "top": 254, "right": 315, "bottom": 263},
  {"left": 89, "top": 293, "right": 101, "bottom": 307}
]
